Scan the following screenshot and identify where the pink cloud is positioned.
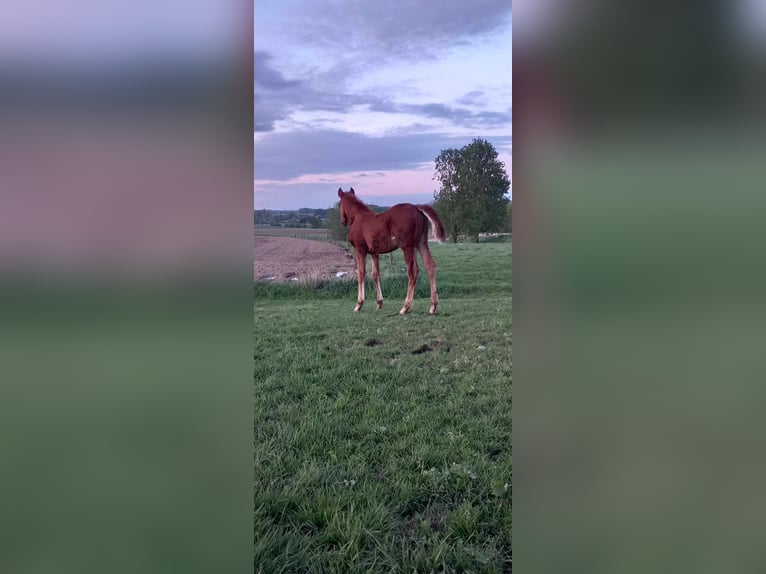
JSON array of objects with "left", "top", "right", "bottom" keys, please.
[
  {"left": 254, "top": 153, "right": 511, "bottom": 209},
  {"left": 254, "top": 164, "right": 436, "bottom": 196}
]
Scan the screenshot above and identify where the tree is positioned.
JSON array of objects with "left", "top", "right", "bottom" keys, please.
[
  {"left": 503, "top": 202, "right": 512, "bottom": 234},
  {"left": 325, "top": 203, "right": 347, "bottom": 241},
  {"left": 433, "top": 138, "right": 510, "bottom": 242},
  {"left": 306, "top": 215, "right": 322, "bottom": 229}
]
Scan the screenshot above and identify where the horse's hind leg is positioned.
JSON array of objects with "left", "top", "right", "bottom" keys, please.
[
  {"left": 418, "top": 243, "right": 438, "bottom": 314},
  {"left": 371, "top": 254, "right": 383, "bottom": 310},
  {"left": 354, "top": 251, "right": 367, "bottom": 312},
  {"left": 400, "top": 247, "right": 418, "bottom": 315}
]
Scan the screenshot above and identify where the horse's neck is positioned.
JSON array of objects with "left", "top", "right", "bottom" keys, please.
[{"left": 348, "top": 202, "right": 373, "bottom": 217}]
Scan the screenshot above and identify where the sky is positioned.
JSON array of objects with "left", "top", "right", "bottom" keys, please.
[{"left": 254, "top": 0, "right": 512, "bottom": 210}]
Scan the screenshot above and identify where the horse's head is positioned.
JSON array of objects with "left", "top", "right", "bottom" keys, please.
[{"left": 337, "top": 187, "right": 355, "bottom": 226}]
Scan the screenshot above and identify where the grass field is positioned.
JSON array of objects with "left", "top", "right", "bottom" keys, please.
[
  {"left": 254, "top": 240, "right": 512, "bottom": 573},
  {"left": 254, "top": 226, "right": 330, "bottom": 240}
]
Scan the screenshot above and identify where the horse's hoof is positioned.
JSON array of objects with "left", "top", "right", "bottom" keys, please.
[
  {"left": 399, "top": 308, "right": 408, "bottom": 315},
  {"left": 376, "top": 301, "right": 383, "bottom": 310},
  {"left": 354, "top": 306, "right": 362, "bottom": 312}
]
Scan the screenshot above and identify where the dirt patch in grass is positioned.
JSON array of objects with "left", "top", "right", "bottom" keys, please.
[{"left": 411, "top": 338, "right": 449, "bottom": 355}]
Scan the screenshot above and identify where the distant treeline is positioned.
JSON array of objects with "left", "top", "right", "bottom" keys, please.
[
  {"left": 254, "top": 200, "right": 510, "bottom": 242},
  {"left": 253, "top": 205, "right": 389, "bottom": 231},
  {"left": 253, "top": 208, "right": 329, "bottom": 228}
]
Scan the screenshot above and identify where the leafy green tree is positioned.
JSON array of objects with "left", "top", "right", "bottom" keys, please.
[
  {"left": 325, "top": 203, "right": 347, "bottom": 241},
  {"left": 503, "top": 202, "right": 512, "bottom": 233},
  {"left": 433, "top": 138, "right": 510, "bottom": 242}
]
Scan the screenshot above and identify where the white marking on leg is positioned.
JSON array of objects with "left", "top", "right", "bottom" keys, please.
[{"left": 354, "top": 269, "right": 364, "bottom": 312}]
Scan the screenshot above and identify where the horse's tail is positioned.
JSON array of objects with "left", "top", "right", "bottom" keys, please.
[{"left": 417, "top": 204, "right": 446, "bottom": 243}]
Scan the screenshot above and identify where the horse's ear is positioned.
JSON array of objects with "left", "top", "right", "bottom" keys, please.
[
  {"left": 349, "top": 187, "right": 355, "bottom": 195},
  {"left": 337, "top": 188, "right": 343, "bottom": 198}
]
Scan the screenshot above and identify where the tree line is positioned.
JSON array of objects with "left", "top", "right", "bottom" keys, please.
[{"left": 254, "top": 208, "right": 328, "bottom": 228}]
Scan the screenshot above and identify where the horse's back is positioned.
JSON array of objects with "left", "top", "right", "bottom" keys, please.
[
  {"left": 388, "top": 202, "right": 419, "bottom": 213},
  {"left": 384, "top": 203, "right": 429, "bottom": 246},
  {"left": 386, "top": 203, "right": 424, "bottom": 221},
  {"left": 348, "top": 203, "right": 431, "bottom": 253}
]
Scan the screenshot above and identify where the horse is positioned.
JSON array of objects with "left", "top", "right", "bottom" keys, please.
[{"left": 337, "top": 187, "right": 446, "bottom": 315}]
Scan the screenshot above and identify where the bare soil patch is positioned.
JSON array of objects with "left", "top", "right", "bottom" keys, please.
[{"left": 254, "top": 235, "right": 356, "bottom": 282}]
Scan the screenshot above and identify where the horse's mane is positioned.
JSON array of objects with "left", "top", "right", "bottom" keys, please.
[{"left": 343, "top": 193, "right": 374, "bottom": 214}]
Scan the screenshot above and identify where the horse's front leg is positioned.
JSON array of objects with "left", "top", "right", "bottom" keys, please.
[{"left": 354, "top": 251, "right": 367, "bottom": 312}]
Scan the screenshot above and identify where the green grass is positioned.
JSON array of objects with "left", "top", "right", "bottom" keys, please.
[
  {"left": 255, "top": 226, "right": 330, "bottom": 239},
  {"left": 254, "top": 242, "right": 511, "bottom": 573}
]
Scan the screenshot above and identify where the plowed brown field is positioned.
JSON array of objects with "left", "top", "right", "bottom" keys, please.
[{"left": 253, "top": 235, "right": 356, "bottom": 282}]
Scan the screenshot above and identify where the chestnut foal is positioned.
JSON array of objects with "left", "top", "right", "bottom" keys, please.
[{"left": 337, "top": 187, "right": 446, "bottom": 315}]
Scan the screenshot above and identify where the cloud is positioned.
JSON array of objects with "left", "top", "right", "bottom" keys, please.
[
  {"left": 292, "top": 0, "right": 513, "bottom": 63},
  {"left": 457, "top": 90, "right": 486, "bottom": 106},
  {"left": 368, "top": 100, "right": 511, "bottom": 128},
  {"left": 254, "top": 168, "right": 440, "bottom": 210},
  {"left": 253, "top": 56, "right": 512, "bottom": 134},
  {"left": 253, "top": 129, "right": 512, "bottom": 180},
  {"left": 403, "top": 103, "right": 511, "bottom": 127},
  {"left": 355, "top": 172, "right": 387, "bottom": 178},
  {"left": 253, "top": 50, "right": 385, "bottom": 131},
  {"left": 253, "top": 52, "right": 302, "bottom": 131},
  {"left": 254, "top": 130, "right": 436, "bottom": 180},
  {"left": 253, "top": 93, "right": 286, "bottom": 132},
  {"left": 254, "top": 51, "right": 301, "bottom": 90}
]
